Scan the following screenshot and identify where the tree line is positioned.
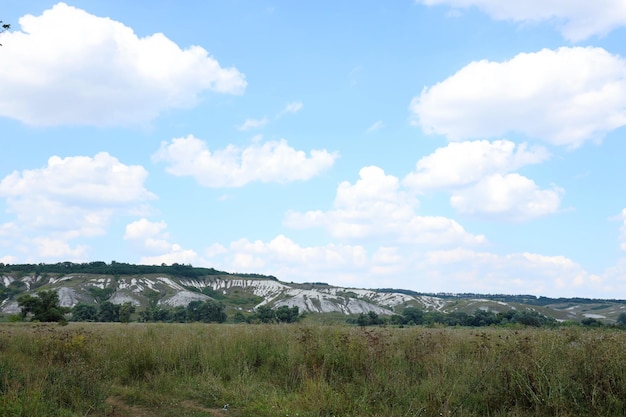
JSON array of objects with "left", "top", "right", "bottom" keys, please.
[
  {"left": 349, "top": 307, "right": 626, "bottom": 328},
  {"left": 0, "top": 261, "right": 278, "bottom": 281},
  {"left": 14, "top": 290, "right": 301, "bottom": 324},
  {"left": 14, "top": 290, "right": 626, "bottom": 328}
]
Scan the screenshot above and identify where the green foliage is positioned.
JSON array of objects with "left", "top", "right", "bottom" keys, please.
[
  {"left": 97, "top": 301, "right": 120, "bottom": 322},
  {"left": 71, "top": 302, "right": 98, "bottom": 322},
  {"left": 353, "top": 307, "right": 558, "bottom": 328},
  {"left": 275, "top": 305, "right": 300, "bottom": 323},
  {"left": 617, "top": 311, "right": 626, "bottom": 325},
  {"left": 186, "top": 300, "right": 227, "bottom": 323},
  {"left": 87, "top": 286, "right": 114, "bottom": 302},
  {"left": 255, "top": 305, "right": 276, "bottom": 323},
  {"left": 0, "top": 280, "right": 26, "bottom": 302},
  {"left": 233, "top": 311, "right": 246, "bottom": 323},
  {"left": 137, "top": 300, "right": 227, "bottom": 323},
  {"left": 0, "top": 261, "right": 276, "bottom": 280},
  {"left": 17, "top": 290, "right": 69, "bottom": 322},
  {"left": 119, "top": 302, "right": 136, "bottom": 323}
]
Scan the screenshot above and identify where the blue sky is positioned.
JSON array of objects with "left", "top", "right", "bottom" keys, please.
[{"left": 2, "top": 1, "right": 626, "bottom": 298}]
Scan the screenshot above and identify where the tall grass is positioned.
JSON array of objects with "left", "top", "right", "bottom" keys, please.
[{"left": 1, "top": 323, "right": 626, "bottom": 416}]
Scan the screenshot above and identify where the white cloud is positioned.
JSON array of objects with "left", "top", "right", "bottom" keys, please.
[
  {"left": 0, "top": 2, "right": 246, "bottom": 126},
  {"left": 153, "top": 135, "right": 338, "bottom": 187},
  {"left": 411, "top": 47, "right": 626, "bottom": 148},
  {"left": 238, "top": 117, "right": 269, "bottom": 131},
  {"left": 200, "top": 233, "right": 608, "bottom": 296},
  {"left": 279, "top": 101, "right": 303, "bottom": 116},
  {"left": 124, "top": 218, "right": 198, "bottom": 265},
  {"left": 422, "top": 247, "right": 598, "bottom": 296},
  {"left": 416, "top": 0, "right": 626, "bottom": 41},
  {"left": 284, "top": 166, "right": 485, "bottom": 246},
  {"left": 450, "top": 173, "right": 563, "bottom": 221},
  {"left": 366, "top": 120, "right": 385, "bottom": 133},
  {"left": 204, "top": 234, "right": 370, "bottom": 286},
  {"left": 0, "top": 152, "right": 155, "bottom": 238},
  {"left": 31, "top": 237, "right": 89, "bottom": 260},
  {"left": 140, "top": 245, "right": 199, "bottom": 266},
  {"left": 403, "top": 140, "right": 549, "bottom": 191},
  {"left": 124, "top": 218, "right": 167, "bottom": 241},
  {"left": 0, "top": 256, "right": 18, "bottom": 264}
]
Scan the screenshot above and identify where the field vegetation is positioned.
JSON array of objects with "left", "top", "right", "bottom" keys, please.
[{"left": 1, "top": 322, "right": 626, "bottom": 416}]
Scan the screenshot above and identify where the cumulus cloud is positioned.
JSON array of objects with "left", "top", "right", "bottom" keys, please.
[
  {"left": 411, "top": 47, "right": 626, "bottom": 148},
  {"left": 422, "top": 247, "right": 598, "bottom": 296},
  {"left": 0, "top": 152, "right": 155, "bottom": 238},
  {"left": 0, "top": 2, "right": 246, "bottom": 126},
  {"left": 449, "top": 173, "right": 563, "bottom": 221},
  {"left": 153, "top": 135, "right": 338, "bottom": 187},
  {"left": 403, "top": 140, "right": 549, "bottom": 191},
  {"left": 124, "top": 218, "right": 198, "bottom": 265},
  {"left": 200, "top": 233, "right": 606, "bottom": 296},
  {"left": 203, "top": 235, "right": 372, "bottom": 286},
  {"left": 284, "top": 166, "right": 485, "bottom": 246},
  {"left": 31, "top": 237, "right": 89, "bottom": 260},
  {"left": 416, "top": 0, "right": 626, "bottom": 41}
]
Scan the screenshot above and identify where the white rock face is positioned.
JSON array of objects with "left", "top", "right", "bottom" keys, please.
[
  {"left": 109, "top": 292, "right": 141, "bottom": 306},
  {"left": 57, "top": 287, "right": 85, "bottom": 307},
  {"left": 159, "top": 291, "right": 209, "bottom": 307},
  {"left": 0, "top": 300, "right": 20, "bottom": 314},
  {"left": 0, "top": 273, "right": 446, "bottom": 316}
]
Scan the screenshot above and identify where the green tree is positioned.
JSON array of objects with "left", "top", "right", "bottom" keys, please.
[
  {"left": 617, "top": 312, "right": 626, "bottom": 326},
  {"left": 233, "top": 311, "right": 246, "bottom": 323},
  {"left": 98, "top": 301, "right": 120, "bottom": 322},
  {"left": 17, "top": 290, "right": 68, "bottom": 322},
  {"left": 402, "top": 307, "right": 424, "bottom": 325},
  {"left": 71, "top": 302, "right": 98, "bottom": 322},
  {"left": 256, "top": 305, "right": 276, "bottom": 323},
  {"left": 119, "top": 302, "right": 136, "bottom": 323},
  {"left": 185, "top": 300, "right": 227, "bottom": 323},
  {"left": 276, "top": 305, "right": 299, "bottom": 323}
]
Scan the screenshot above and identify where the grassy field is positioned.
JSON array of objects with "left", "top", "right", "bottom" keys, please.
[{"left": 1, "top": 322, "right": 626, "bottom": 416}]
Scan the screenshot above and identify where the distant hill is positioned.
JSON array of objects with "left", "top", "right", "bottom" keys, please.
[{"left": 1, "top": 262, "right": 625, "bottom": 323}]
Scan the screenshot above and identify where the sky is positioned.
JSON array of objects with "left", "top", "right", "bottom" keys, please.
[{"left": 1, "top": 1, "right": 626, "bottom": 298}]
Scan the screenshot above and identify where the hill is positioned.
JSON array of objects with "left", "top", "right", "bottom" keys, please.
[{"left": 2, "top": 262, "right": 626, "bottom": 323}]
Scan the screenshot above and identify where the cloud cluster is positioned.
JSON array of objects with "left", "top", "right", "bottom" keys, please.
[
  {"left": 449, "top": 173, "right": 563, "bottom": 221},
  {"left": 421, "top": 248, "right": 599, "bottom": 296},
  {"left": 0, "top": 2, "right": 246, "bottom": 126},
  {"left": 153, "top": 135, "right": 338, "bottom": 187},
  {"left": 403, "top": 140, "right": 549, "bottom": 191},
  {"left": 412, "top": 47, "right": 626, "bottom": 148},
  {"left": 124, "top": 218, "right": 198, "bottom": 265},
  {"left": 417, "top": 0, "right": 626, "bottom": 41},
  {"left": 285, "top": 166, "right": 486, "bottom": 245},
  {"left": 197, "top": 235, "right": 602, "bottom": 296},
  {"left": 0, "top": 153, "right": 154, "bottom": 260},
  {"left": 0, "top": 152, "right": 154, "bottom": 238},
  {"left": 403, "top": 140, "right": 560, "bottom": 221}
]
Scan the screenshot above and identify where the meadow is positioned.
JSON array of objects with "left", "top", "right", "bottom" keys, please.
[{"left": 1, "top": 322, "right": 626, "bottom": 417}]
